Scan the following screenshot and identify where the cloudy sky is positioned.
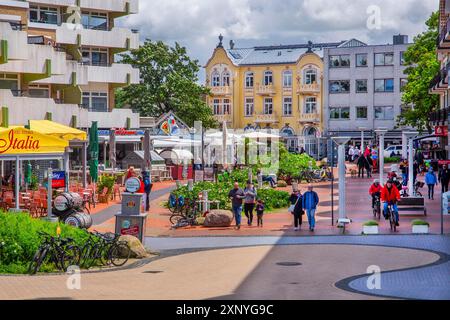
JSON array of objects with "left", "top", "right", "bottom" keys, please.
[{"left": 119, "top": 0, "right": 436, "bottom": 79}]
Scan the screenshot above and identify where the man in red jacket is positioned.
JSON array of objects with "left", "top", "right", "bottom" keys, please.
[
  {"left": 369, "top": 179, "right": 382, "bottom": 209},
  {"left": 381, "top": 180, "right": 401, "bottom": 226}
]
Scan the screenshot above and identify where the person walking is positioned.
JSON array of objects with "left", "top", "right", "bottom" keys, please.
[
  {"left": 348, "top": 146, "right": 355, "bottom": 162},
  {"left": 302, "top": 185, "right": 319, "bottom": 232},
  {"left": 439, "top": 165, "right": 450, "bottom": 194},
  {"left": 399, "top": 159, "right": 409, "bottom": 186},
  {"left": 244, "top": 181, "right": 257, "bottom": 226},
  {"left": 289, "top": 190, "right": 304, "bottom": 231},
  {"left": 256, "top": 199, "right": 265, "bottom": 228},
  {"left": 365, "top": 154, "right": 373, "bottom": 178},
  {"left": 425, "top": 168, "right": 438, "bottom": 200},
  {"left": 357, "top": 154, "right": 367, "bottom": 178},
  {"left": 228, "top": 182, "right": 246, "bottom": 230}
]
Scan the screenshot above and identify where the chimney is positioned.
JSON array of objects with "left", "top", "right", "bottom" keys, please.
[{"left": 393, "top": 34, "right": 408, "bottom": 45}]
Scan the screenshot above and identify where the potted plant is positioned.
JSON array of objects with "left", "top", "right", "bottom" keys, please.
[
  {"left": 412, "top": 220, "right": 430, "bottom": 234},
  {"left": 362, "top": 220, "right": 379, "bottom": 235}
]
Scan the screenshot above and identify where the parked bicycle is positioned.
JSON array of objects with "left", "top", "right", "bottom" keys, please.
[
  {"left": 28, "top": 232, "right": 81, "bottom": 275},
  {"left": 298, "top": 167, "right": 333, "bottom": 183}
]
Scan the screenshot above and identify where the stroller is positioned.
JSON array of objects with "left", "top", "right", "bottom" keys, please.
[{"left": 414, "top": 181, "right": 425, "bottom": 197}]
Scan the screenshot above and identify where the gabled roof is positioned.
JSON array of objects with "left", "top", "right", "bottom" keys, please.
[{"left": 338, "top": 39, "right": 368, "bottom": 48}]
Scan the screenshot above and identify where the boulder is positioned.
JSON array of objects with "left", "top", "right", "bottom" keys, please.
[
  {"left": 204, "top": 210, "right": 234, "bottom": 228},
  {"left": 118, "top": 235, "right": 151, "bottom": 259}
]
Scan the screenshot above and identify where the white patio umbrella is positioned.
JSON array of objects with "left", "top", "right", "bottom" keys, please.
[
  {"left": 243, "top": 131, "right": 281, "bottom": 139},
  {"left": 222, "top": 121, "right": 228, "bottom": 166}
]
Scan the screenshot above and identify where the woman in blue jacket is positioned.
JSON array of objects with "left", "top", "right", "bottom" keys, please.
[
  {"left": 425, "top": 168, "right": 438, "bottom": 200},
  {"left": 302, "top": 184, "right": 320, "bottom": 232}
]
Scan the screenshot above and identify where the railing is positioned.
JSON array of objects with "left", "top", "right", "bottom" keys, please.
[
  {"left": 210, "top": 86, "right": 232, "bottom": 95},
  {"left": 7, "top": 22, "right": 25, "bottom": 31},
  {"left": 298, "top": 83, "right": 320, "bottom": 94},
  {"left": 11, "top": 90, "right": 27, "bottom": 97},
  {"left": 255, "top": 112, "right": 278, "bottom": 123},
  {"left": 439, "top": 17, "right": 450, "bottom": 46},
  {"left": 81, "top": 61, "right": 111, "bottom": 67},
  {"left": 215, "top": 114, "right": 233, "bottom": 123},
  {"left": 256, "top": 84, "right": 276, "bottom": 95},
  {"left": 299, "top": 113, "right": 321, "bottom": 123}
]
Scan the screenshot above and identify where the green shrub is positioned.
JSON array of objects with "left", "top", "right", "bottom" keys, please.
[
  {"left": 385, "top": 157, "right": 401, "bottom": 164},
  {"left": 411, "top": 220, "right": 430, "bottom": 226},
  {"left": 0, "top": 212, "right": 89, "bottom": 274},
  {"left": 363, "top": 220, "right": 379, "bottom": 227}
]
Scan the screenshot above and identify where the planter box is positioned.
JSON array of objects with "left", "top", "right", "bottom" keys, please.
[
  {"left": 363, "top": 226, "right": 379, "bottom": 235},
  {"left": 412, "top": 225, "right": 429, "bottom": 234}
]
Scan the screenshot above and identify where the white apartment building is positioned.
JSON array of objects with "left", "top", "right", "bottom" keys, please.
[
  {"left": 0, "top": 0, "right": 140, "bottom": 129},
  {"left": 323, "top": 35, "right": 411, "bottom": 146}
]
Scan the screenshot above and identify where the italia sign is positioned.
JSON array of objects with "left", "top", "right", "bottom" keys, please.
[
  {"left": 0, "top": 129, "right": 40, "bottom": 154},
  {"left": 0, "top": 128, "right": 68, "bottom": 155}
]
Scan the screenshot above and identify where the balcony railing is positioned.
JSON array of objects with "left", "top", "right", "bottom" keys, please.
[
  {"left": 210, "top": 86, "right": 232, "bottom": 96},
  {"left": 430, "top": 107, "right": 449, "bottom": 123},
  {"left": 297, "top": 83, "right": 320, "bottom": 94},
  {"left": 214, "top": 114, "right": 233, "bottom": 123},
  {"left": 439, "top": 17, "right": 450, "bottom": 48},
  {"left": 299, "top": 113, "right": 321, "bottom": 123},
  {"left": 255, "top": 112, "right": 278, "bottom": 123},
  {"left": 256, "top": 84, "right": 276, "bottom": 95}
]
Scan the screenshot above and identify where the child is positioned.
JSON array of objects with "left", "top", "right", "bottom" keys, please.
[{"left": 256, "top": 200, "right": 265, "bottom": 227}]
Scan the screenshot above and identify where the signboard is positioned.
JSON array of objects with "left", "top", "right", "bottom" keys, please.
[
  {"left": 204, "top": 168, "right": 214, "bottom": 182},
  {"left": 194, "top": 170, "right": 204, "bottom": 182},
  {"left": 121, "top": 225, "right": 140, "bottom": 238},
  {"left": 435, "top": 126, "right": 448, "bottom": 137},
  {"left": 52, "top": 171, "right": 66, "bottom": 188},
  {"left": 125, "top": 177, "right": 141, "bottom": 193},
  {"left": 98, "top": 129, "right": 145, "bottom": 137},
  {"left": 0, "top": 128, "right": 67, "bottom": 155}
]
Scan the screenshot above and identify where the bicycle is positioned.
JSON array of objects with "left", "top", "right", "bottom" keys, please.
[
  {"left": 169, "top": 198, "right": 200, "bottom": 226},
  {"left": 28, "top": 232, "right": 81, "bottom": 275},
  {"left": 168, "top": 194, "right": 185, "bottom": 214},
  {"left": 384, "top": 202, "right": 398, "bottom": 232}
]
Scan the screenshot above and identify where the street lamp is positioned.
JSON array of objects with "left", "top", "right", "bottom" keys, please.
[
  {"left": 332, "top": 137, "right": 351, "bottom": 222},
  {"left": 375, "top": 129, "right": 388, "bottom": 186},
  {"left": 358, "top": 127, "right": 367, "bottom": 151},
  {"left": 404, "top": 131, "right": 419, "bottom": 196}
]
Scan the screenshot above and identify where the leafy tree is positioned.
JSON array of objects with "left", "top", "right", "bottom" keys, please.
[
  {"left": 397, "top": 12, "right": 440, "bottom": 134},
  {"left": 119, "top": 40, "right": 217, "bottom": 128}
]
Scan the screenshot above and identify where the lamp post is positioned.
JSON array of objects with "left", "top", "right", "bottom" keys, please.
[
  {"left": 359, "top": 127, "right": 367, "bottom": 152},
  {"left": 375, "top": 129, "right": 388, "bottom": 186},
  {"left": 404, "top": 131, "right": 419, "bottom": 196},
  {"left": 332, "top": 137, "right": 351, "bottom": 222}
]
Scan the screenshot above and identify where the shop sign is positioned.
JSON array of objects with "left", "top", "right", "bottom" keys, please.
[
  {"left": 121, "top": 225, "right": 140, "bottom": 237},
  {"left": 125, "top": 177, "right": 141, "bottom": 193},
  {"left": 435, "top": 126, "right": 448, "bottom": 137},
  {"left": 98, "top": 129, "right": 145, "bottom": 137},
  {"left": 52, "top": 171, "right": 66, "bottom": 188},
  {"left": 0, "top": 129, "right": 40, "bottom": 154}
]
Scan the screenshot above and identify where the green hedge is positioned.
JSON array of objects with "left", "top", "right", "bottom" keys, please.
[
  {"left": 385, "top": 157, "right": 401, "bottom": 164},
  {"left": 0, "top": 213, "right": 89, "bottom": 274}
]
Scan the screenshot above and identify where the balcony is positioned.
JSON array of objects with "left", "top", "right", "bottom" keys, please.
[
  {"left": 299, "top": 113, "right": 321, "bottom": 123},
  {"left": 297, "top": 83, "right": 321, "bottom": 95},
  {"left": 55, "top": 24, "right": 139, "bottom": 51},
  {"left": 86, "top": 63, "right": 139, "bottom": 85},
  {"left": 214, "top": 114, "right": 233, "bottom": 123},
  {"left": 87, "top": 108, "right": 140, "bottom": 129},
  {"left": 256, "top": 84, "right": 276, "bottom": 96},
  {"left": 28, "top": 0, "right": 139, "bottom": 15},
  {"left": 429, "top": 107, "right": 449, "bottom": 124},
  {"left": 438, "top": 17, "right": 450, "bottom": 51},
  {"left": 254, "top": 112, "right": 279, "bottom": 123},
  {"left": 0, "top": 21, "right": 28, "bottom": 61},
  {"left": 210, "top": 86, "right": 232, "bottom": 96},
  {"left": 429, "top": 67, "right": 448, "bottom": 94}
]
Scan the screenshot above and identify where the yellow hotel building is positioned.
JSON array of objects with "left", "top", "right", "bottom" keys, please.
[{"left": 205, "top": 35, "right": 349, "bottom": 153}]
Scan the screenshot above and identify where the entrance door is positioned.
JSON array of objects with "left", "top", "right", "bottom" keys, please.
[{"left": 304, "top": 127, "right": 318, "bottom": 159}]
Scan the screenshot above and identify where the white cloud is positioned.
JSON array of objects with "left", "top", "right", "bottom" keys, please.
[{"left": 119, "top": 0, "right": 436, "bottom": 77}]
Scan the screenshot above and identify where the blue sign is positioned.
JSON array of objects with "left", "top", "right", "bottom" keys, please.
[{"left": 52, "top": 171, "right": 66, "bottom": 188}]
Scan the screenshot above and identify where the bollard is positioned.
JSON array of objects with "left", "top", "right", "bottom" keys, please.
[
  {"left": 257, "top": 174, "right": 263, "bottom": 189},
  {"left": 202, "top": 190, "right": 209, "bottom": 214},
  {"left": 188, "top": 179, "right": 194, "bottom": 191},
  {"left": 248, "top": 167, "right": 253, "bottom": 183},
  {"left": 46, "top": 168, "right": 58, "bottom": 222}
]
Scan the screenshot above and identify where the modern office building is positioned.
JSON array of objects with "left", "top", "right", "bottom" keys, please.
[
  {"left": 205, "top": 35, "right": 348, "bottom": 156},
  {"left": 323, "top": 35, "right": 411, "bottom": 146},
  {"left": 0, "top": 0, "right": 141, "bottom": 130},
  {"left": 430, "top": 0, "right": 450, "bottom": 160}
]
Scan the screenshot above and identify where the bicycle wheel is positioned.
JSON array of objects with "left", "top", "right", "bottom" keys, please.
[
  {"left": 61, "top": 245, "right": 81, "bottom": 271},
  {"left": 28, "top": 247, "right": 47, "bottom": 275},
  {"left": 109, "top": 242, "right": 130, "bottom": 267},
  {"left": 170, "top": 214, "right": 185, "bottom": 225}
]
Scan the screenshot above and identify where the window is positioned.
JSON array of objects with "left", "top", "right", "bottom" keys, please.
[
  {"left": 82, "top": 11, "right": 108, "bottom": 30},
  {"left": 245, "top": 98, "right": 254, "bottom": 116},
  {"left": 245, "top": 72, "right": 254, "bottom": 88},
  {"left": 29, "top": 5, "right": 59, "bottom": 25},
  {"left": 374, "top": 106, "right": 394, "bottom": 120},
  {"left": 283, "top": 71, "right": 292, "bottom": 88},
  {"left": 283, "top": 97, "right": 292, "bottom": 116},
  {"left": 81, "top": 47, "right": 108, "bottom": 66},
  {"left": 82, "top": 92, "right": 108, "bottom": 112},
  {"left": 304, "top": 69, "right": 317, "bottom": 84},
  {"left": 223, "top": 99, "right": 231, "bottom": 114},
  {"left": 400, "top": 52, "right": 405, "bottom": 65},
  {"left": 329, "top": 55, "right": 350, "bottom": 68},
  {"left": 211, "top": 72, "right": 221, "bottom": 87},
  {"left": 329, "top": 107, "right": 350, "bottom": 119},
  {"left": 0, "top": 73, "right": 19, "bottom": 92},
  {"left": 374, "top": 52, "right": 394, "bottom": 66},
  {"left": 212, "top": 99, "right": 221, "bottom": 115},
  {"left": 400, "top": 78, "right": 408, "bottom": 91},
  {"left": 28, "top": 84, "right": 50, "bottom": 98},
  {"left": 356, "top": 106, "right": 368, "bottom": 119},
  {"left": 329, "top": 80, "right": 350, "bottom": 93},
  {"left": 375, "top": 79, "right": 394, "bottom": 92},
  {"left": 356, "top": 80, "right": 368, "bottom": 93},
  {"left": 305, "top": 97, "right": 317, "bottom": 114},
  {"left": 264, "top": 98, "right": 273, "bottom": 115},
  {"left": 222, "top": 72, "right": 230, "bottom": 87},
  {"left": 356, "top": 54, "right": 368, "bottom": 67},
  {"left": 264, "top": 71, "right": 273, "bottom": 86}
]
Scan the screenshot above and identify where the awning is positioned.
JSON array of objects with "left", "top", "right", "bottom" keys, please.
[
  {"left": 159, "top": 149, "right": 193, "bottom": 165},
  {"left": 0, "top": 126, "right": 68, "bottom": 156},
  {"left": 28, "top": 120, "right": 87, "bottom": 142}
]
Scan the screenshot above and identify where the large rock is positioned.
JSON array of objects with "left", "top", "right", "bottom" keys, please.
[
  {"left": 204, "top": 210, "right": 234, "bottom": 227},
  {"left": 118, "top": 235, "right": 150, "bottom": 259}
]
